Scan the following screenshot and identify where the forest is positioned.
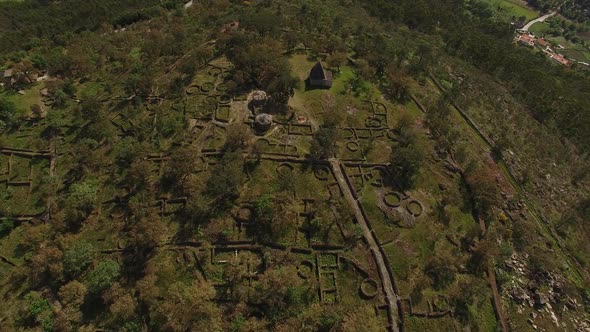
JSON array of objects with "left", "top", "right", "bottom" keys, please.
[{"left": 0, "top": 0, "right": 589, "bottom": 331}]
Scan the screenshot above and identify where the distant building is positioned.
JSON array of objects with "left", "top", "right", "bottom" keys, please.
[
  {"left": 307, "top": 62, "right": 333, "bottom": 89},
  {"left": 515, "top": 33, "right": 535, "bottom": 47},
  {"left": 549, "top": 53, "right": 570, "bottom": 66},
  {"left": 536, "top": 38, "right": 549, "bottom": 48}
]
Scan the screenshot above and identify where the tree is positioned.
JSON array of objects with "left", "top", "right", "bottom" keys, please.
[
  {"left": 29, "top": 246, "right": 63, "bottom": 287},
  {"left": 0, "top": 97, "right": 17, "bottom": 133},
  {"left": 384, "top": 65, "right": 410, "bottom": 103},
  {"left": 63, "top": 241, "right": 95, "bottom": 279},
  {"left": 64, "top": 178, "right": 99, "bottom": 227},
  {"left": 464, "top": 166, "right": 500, "bottom": 218},
  {"left": 58, "top": 281, "right": 87, "bottom": 327},
  {"left": 204, "top": 218, "right": 234, "bottom": 243},
  {"left": 425, "top": 254, "right": 457, "bottom": 290},
  {"left": 156, "top": 281, "right": 222, "bottom": 331},
  {"left": 206, "top": 149, "right": 245, "bottom": 200},
  {"left": 309, "top": 127, "right": 338, "bottom": 160},
  {"left": 24, "top": 291, "right": 54, "bottom": 332},
  {"left": 389, "top": 142, "right": 425, "bottom": 191},
  {"left": 252, "top": 194, "right": 297, "bottom": 242},
  {"left": 165, "top": 144, "right": 201, "bottom": 187},
  {"left": 252, "top": 266, "right": 315, "bottom": 322},
  {"left": 87, "top": 259, "right": 121, "bottom": 295},
  {"left": 339, "top": 305, "right": 382, "bottom": 331},
  {"left": 327, "top": 51, "right": 348, "bottom": 72},
  {"left": 129, "top": 213, "right": 167, "bottom": 250},
  {"left": 225, "top": 123, "right": 253, "bottom": 151},
  {"left": 468, "top": 239, "right": 498, "bottom": 275},
  {"left": 102, "top": 283, "right": 137, "bottom": 323}
]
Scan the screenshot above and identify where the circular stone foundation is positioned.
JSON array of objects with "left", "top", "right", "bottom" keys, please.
[
  {"left": 276, "top": 163, "right": 294, "bottom": 175},
  {"left": 297, "top": 260, "right": 314, "bottom": 279},
  {"left": 201, "top": 82, "right": 215, "bottom": 93},
  {"left": 207, "top": 66, "right": 223, "bottom": 76},
  {"left": 406, "top": 200, "right": 423, "bottom": 216},
  {"left": 360, "top": 278, "right": 379, "bottom": 298},
  {"left": 216, "top": 83, "right": 229, "bottom": 92},
  {"left": 314, "top": 166, "right": 330, "bottom": 180},
  {"left": 365, "top": 117, "right": 383, "bottom": 128},
  {"left": 186, "top": 85, "right": 200, "bottom": 95},
  {"left": 383, "top": 192, "right": 402, "bottom": 207},
  {"left": 254, "top": 113, "right": 273, "bottom": 132},
  {"left": 346, "top": 141, "right": 360, "bottom": 152},
  {"left": 218, "top": 94, "right": 232, "bottom": 104}
]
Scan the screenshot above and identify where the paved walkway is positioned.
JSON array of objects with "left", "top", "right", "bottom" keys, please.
[
  {"left": 329, "top": 158, "right": 400, "bottom": 332},
  {"left": 522, "top": 11, "right": 556, "bottom": 31}
]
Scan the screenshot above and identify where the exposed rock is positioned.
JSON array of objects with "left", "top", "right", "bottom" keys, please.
[
  {"left": 528, "top": 280, "right": 538, "bottom": 291},
  {"left": 535, "top": 292, "right": 549, "bottom": 307},
  {"left": 511, "top": 286, "right": 529, "bottom": 304}
]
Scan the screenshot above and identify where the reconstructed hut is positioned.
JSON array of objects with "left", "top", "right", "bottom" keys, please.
[
  {"left": 254, "top": 113, "right": 273, "bottom": 133},
  {"left": 307, "top": 62, "right": 333, "bottom": 89},
  {"left": 250, "top": 90, "right": 268, "bottom": 108}
]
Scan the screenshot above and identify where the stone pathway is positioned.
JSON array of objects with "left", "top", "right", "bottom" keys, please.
[{"left": 329, "top": 158, "right": 400, "bottom": 332}]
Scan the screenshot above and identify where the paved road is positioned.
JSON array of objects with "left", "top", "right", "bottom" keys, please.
[
  {"left": 329, "top": 158, "right": 400, "bottom": 332},
  {"left": 522, "top": 11, "right": 557, "bottom": 31}
]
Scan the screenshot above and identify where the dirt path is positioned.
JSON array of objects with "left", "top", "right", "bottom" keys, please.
[
  {"left": 487, "top": 262, "right": 509, "bottom": 332},
  {"left": 329, "top": 158, "right": 400, "bottom": 332}
]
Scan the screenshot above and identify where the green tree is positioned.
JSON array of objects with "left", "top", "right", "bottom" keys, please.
[
  {"left": 206, "top": 149, "right": 245, "bottom": 200},
  {"left": 389, "top": 141, "right": 425, "bottom": 191},
  {"left": 88, "top": 259, "right": 121, "bottom": 294},
  {"left": 156, "top": 281, "right": 222, "bottom": 331},
  {"left": 0, "top": 97, "right": 17, "bottom": 133},
  {"left": 63, "top": 241, "right": 95, "bottom": 278},
  {"left": 425, "top": 254, "right": 457, "bottom": 290},
  {"left": 310, "top": 127, "right": 338, "bottom": 160}
]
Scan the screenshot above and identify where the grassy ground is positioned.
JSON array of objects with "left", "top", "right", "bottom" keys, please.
[
  {"left": 529, "top": 22, "right": 551, "bottom": 35},
  {"left": 484, "top": 0, "right": 539, "bottom": 21}
]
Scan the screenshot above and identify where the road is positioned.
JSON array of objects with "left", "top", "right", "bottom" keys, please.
[
  {"left": 329, "top": 158, "right": 400, "bottom": 332},
  {"left": 522, "top": 11, "right": 557, "bottom": 31}
]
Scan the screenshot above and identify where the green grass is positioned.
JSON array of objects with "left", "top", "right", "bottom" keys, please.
[
  {"left": 405, "top": 315, "right": 457, "bottom": 331},
  {"left": 483, "top": 0, "right": 539, "bottom": 21},
  {"left": 529, "top": 22, "right": 551, "bottom": 35}
]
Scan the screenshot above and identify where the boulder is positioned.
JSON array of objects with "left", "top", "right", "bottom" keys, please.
[{"left": 535, "top": 292, "right": 549, "bottom": 307}]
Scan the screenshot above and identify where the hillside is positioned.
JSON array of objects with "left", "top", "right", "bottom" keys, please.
[{"left": 0, "top": 0, "right": 589, "bottom": 331}]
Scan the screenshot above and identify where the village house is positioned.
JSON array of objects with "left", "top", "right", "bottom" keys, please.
[
  {"left": 515, "top": 33, "right": 535, "bottom": 47},
  {"left": 307, "top": 62, "right": 333, "bottom": 89},
  {"left": 536, "top": 38, "right": 549, "bottom": 49},
  {"left": 549, "top": 53, "right": 570, "bottom": 66}
]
